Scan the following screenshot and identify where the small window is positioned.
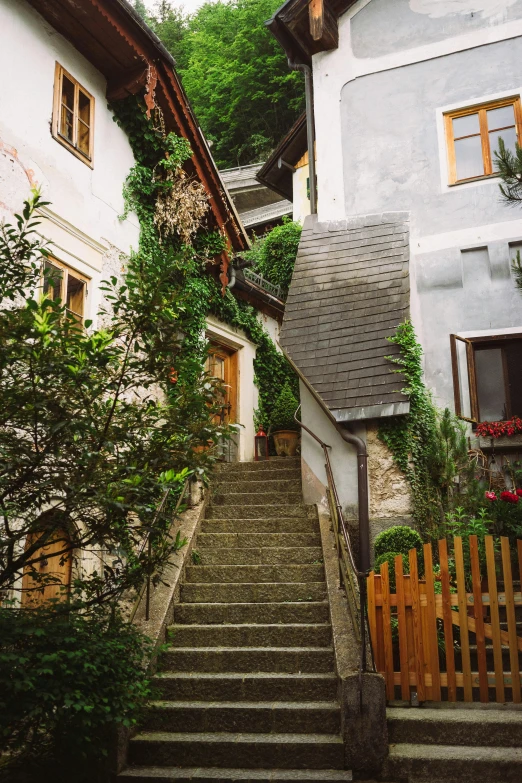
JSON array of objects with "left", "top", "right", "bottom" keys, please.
[
  {"left": 52, "top": 63, "right": 94, "bottom": 165},
  {"left": 444, "top": 97, "right": 522, "bottom": 185},
  {"left": 450, "top": 334, "right": 522, "bottom": 423},
  {"left": 43, "top": 258, "right": 88, "bottom": 328}
]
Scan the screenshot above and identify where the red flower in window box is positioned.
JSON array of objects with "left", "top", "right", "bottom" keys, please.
[
  {"left": 516, "top": 489, "right": 522, "bottom": 498},
  {"left": 476, "top": 417, "right": 522, "bottom": 438},
  {"left": 485, "top": 491, "right": 497, "bottom": 501},
  {"left": 500, "top": 491, "right": 519, "bottom": 504}
]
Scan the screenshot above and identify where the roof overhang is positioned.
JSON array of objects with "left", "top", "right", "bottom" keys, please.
[
  {"left": 266, "top": 0, "right": 358, "bottom": 66},
  {"left": 27, "top": 0, "right": 248, "bottom": 257},
  {"left": 256, "top": 113, "right": 307, "bottom": 201}
]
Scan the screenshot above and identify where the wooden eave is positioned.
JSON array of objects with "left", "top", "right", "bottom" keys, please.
[
  {"left": 27, "top": 0, "right": 248, "bottom": 257},
  {"left": 266, "top": 0, "right": 358, "bottom": 65},
  {"left": 256, "top": 112, "right": 307, "bottom": 201}
]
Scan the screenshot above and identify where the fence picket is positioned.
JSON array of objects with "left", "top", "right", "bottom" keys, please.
[
  {"left": 423, "top": 543, "right": 441, "bottom": 701},
  {"left": 395, "top": 555, "right": 410, "bottom": 700},
  {"left": 501, "top": 536, "right": 521, "bottom": 703},
  {"left": 380, "top": 561, "right": 395, "bottom": 700},
  {"left": 469, "top": 535, "right": 488, "bottom": 702},
  {"left": 438, "top": 538, "right": 456, "bottom": 701},
  {"left": 485, "top": 535, "right": 504, "bottom": 703},
  {"left": 454, "top": 536, "right": 473, "bottom": 701},
  {"left": 409, "top": 547, "right": 426, "bottom": 701}
]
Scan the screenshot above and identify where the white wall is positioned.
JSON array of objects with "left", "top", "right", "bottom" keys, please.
[
  {"left": 0, "top": 0, "right": 140, "bottom": 327},
  {"left": 292, "top": 164, "right": 311, "bottom": 223}
]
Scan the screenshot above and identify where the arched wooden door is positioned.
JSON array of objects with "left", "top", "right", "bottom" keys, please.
[
  {"left": 21, "top": 528, "right": 72, "bottom": 607},
  {"left": 205, "top": 341, "right": 238, "bottom": 460}
]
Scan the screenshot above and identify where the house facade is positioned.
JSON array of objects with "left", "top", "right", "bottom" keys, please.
[
  {"left": 268, "top": 0, "right": 522, "bottom": 541},
  {"left": 0, "top": 0, "right": 286, "bottom": 607}
]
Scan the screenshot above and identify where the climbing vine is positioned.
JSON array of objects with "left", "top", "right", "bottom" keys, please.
[
  {"left": 111, "top": 95, "right": 297, "bottom": 431},
  {"left": 378, "top": 321, "right": 457, "bottom": 532}
]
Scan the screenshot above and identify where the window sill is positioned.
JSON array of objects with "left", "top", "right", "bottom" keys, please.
[
  {"left": 449, "top": 173, "right": 498, "bottom": 187},
  {"left": 473, "top": 433, "right": 522, "bottom": 450},
  {"left": 52, "top": 133, "right": 93, "bottom": 169}
]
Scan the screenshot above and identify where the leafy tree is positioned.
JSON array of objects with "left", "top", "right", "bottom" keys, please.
[
  {"left": 244, "top": 218, "right": 302, "bottom": 296},
  {"left": 143, "top": 0, "right": 304, "bottom": 168},
  {"left": 0, "top": 190, "right": 227, "bottom": 608},
  {"left": 494, "top": 138, "right": 522, "bottom": 289}
]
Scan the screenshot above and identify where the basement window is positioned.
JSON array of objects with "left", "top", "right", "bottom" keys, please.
[
  {"left": 52, "top": 64, "right": 94, "bottom": 166},
  {"left": 43, "top": 258, "right": 88, "bottom": 329},
  {"left": 450, "top": 334, "right": 522, "bottom": 423},
  {"left": 444, "top": 97, "right": 522, "bottom": 184}
]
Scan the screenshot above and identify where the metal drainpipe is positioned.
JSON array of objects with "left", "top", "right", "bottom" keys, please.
[
  {"left": 227, "top": 266, "right": 236, "bottom": 290},
  {"left": 288, "top": 60, "right": 317, "bottom": 215}
]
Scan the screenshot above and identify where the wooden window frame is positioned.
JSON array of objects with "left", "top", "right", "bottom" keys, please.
[
  {"left": 52, "top": 63, "right": 95, "bottom": 167},
  {"left": 450, "top": 333, "right": 522, "bottom": 423},
  {"left": 42, "top": 256, "right": 89, "bottom": 327},
  {"left": 444, "top": 96, "right": 522, "bottom": 185}
]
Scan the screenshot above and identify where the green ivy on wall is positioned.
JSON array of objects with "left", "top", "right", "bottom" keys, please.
[
  {"left": 378, "top": 320, "right": 444, "bottom": 532},
  {"left": 111, "top": 95, "right": 297, "bottom": 431}
]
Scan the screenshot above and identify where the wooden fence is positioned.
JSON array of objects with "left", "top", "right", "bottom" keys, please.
[{"left": 367, "top": 535, "right": 522, "bottom": 703}]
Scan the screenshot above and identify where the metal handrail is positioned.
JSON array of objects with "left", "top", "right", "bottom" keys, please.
[
  {"left": 294, "top": 405, "right": 371, "bottom": 682},
  {"left": 129, "top": 478, "right": 189, "bottom": 623}
]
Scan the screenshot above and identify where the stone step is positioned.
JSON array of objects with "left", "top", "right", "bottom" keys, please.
[
  {"left": 387, "top": 706, "right": 522, "bottom": 747},
  {"left": 214, "top": 469, "right": 301, "bottom": 483},
  {"left": 184, "top": 564, "right": 325, "bottom": 584},
  {"left": 119, "top": 767, "right": 352, "bottom": 782},
  {"left": 174, "top": 601, "right": 330, "bottom": 625},
  {"left": 128, "top": 731, "right": 345, "bottom": 770},
  {"left": 200, "top": 519, "right": 317, "bottom": 534},
  {"left": 153, "top": 672, "right": 338, "bottom": 702},
  {"left": 168, "top": 623, "right": 332, "bottom": 648},
  {"left": 196, "top": 532, "right": 321, "bottom": 549},
  {"left": 144, "top": 700, "right": 341, "bottom": 734},
  {"left": 211, "top": 492, "right": 304, "bottom": 507},
  {"left": 180, "top": 582, "right": 327, "bottom": 604},
  {"left": 205, "top": 505, "right": 315, "bottom": 520},
  {"left": 160, "top": 646, "right": 335, "bottom": 673},
  {"left": 215, "top": 459, "right": 300, "bottom": 474},
  {"left": 213, "top": 479, "right": 302, "bottom": 494},
  {"left": 194, "top": 546, "right": 323, "bottom": 565},
  {"left": 383, "top": 742, "right": 522, "bottom": 783}
]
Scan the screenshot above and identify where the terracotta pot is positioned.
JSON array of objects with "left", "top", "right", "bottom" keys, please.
[{"left": 273, "top": 430, "right": 299, "bottom": 457}]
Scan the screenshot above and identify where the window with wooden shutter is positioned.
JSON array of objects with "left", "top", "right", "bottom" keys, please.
[
  {"left": 444, "top": 97, "right": 522, "bottom": 185},
  {"left": 52, "top": 63, "right": 94, "bottom": 166},
  {"left": 43, "top": 258, "right": 89, "bottom": 329}
]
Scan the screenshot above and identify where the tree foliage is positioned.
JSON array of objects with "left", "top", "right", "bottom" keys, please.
[
  {"left": 243, "top": 218, "right": 302, "bottom": 296},
  {"left": 0, "top": 188, "right": 227, "bottom": 607},
  {"left": 133, "top": 0, "right": 305, "bottom": 168}
]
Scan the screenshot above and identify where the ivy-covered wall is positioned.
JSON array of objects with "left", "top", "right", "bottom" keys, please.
[{"left": 111, "top": 95, "right": 298, "bottom": 436}]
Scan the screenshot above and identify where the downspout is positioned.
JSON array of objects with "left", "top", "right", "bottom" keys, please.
[
  {"left": 227, "top": 265, "right": 236, "bottom": 290},
  {"left": 288, "top": 60, "right": 317, "bottom": 215}
]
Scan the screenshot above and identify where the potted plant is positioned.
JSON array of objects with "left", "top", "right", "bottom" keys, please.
[{"left": 270, "top": 382, "right": 300, "bottom": 456}]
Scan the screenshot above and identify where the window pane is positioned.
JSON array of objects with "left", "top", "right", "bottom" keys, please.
[
  {"left": 490, "top": 127, "right": 518, "bottom": 170},
  {"left": 78, "top": 91, "right": 90, "bottom": 125},
  {"left": 452, "top": 113, "right": 480, "bottom": 138},
  {"left": 487, "top": 104, "right": 515, "bottom": 131},
  {"left": 506, "top": 342, "right": 522, "bottom": 417},
  {"left": 456, "top": 339, "right": 472, "bottom": 419},
  {"left": 61, "top": 75, "right": 74, "bottom": 110},
  {"left": 475, "top": 348, "right": 507, "bottom": 421},
  {"left": 60, "top": 106, "right": 74, "bottom": 142},
  {"left": 43, "top": 262, "right": 63, "bottom": 301},
  {"left": 454, "top": 135, "right": 485, "bottom": 180},
  {"left": 78, "top": 121, "right": 90, "bottom": 156}
]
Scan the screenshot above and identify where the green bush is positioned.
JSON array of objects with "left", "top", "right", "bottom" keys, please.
[
  {"left": 374, "top": 525, "right": 424, "bottom": 573},
  {"left": 0, "top": 606, "right": 153, "bottom": 782},
  {"left": 244, "top": 218, "right": 302, "bottom": 296},
  {"left": 374, "top": 551, "right": 409, "bottom": 592},
  {"left": 270, "top": 381, "right": 299, "bottom": 432}
]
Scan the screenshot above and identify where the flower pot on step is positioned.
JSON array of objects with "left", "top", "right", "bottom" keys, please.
[{"left": 273, "top": 430, "right": 299, "bottom": 457}]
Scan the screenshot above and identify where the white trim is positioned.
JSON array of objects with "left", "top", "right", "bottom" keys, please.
[
  {"left": 413, "top": 217, "right": 522, "bottom": 254},
  {"left": 37, "top": 207, "right": 108, "bottom": 255},
  {"left": 458, "top": 326, "right": 522, "bottom": 339}
]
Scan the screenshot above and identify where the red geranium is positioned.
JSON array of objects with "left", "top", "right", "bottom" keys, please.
[
  {"left": 485, "top": 491, "right": 497, "bottom": 501},
  {"left": 500, "top": 491, "right": 519, "bottom": 504},
  {"left": 517, "top": 489, "right": 522, "bottom": 498},
  {"left": 476, "top": 417, "right": 522, "bottom": 438}
]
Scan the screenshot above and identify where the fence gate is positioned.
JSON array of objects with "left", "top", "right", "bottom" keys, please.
[{"left": 367, "top": 535, "right": 522, "bottom": 703}]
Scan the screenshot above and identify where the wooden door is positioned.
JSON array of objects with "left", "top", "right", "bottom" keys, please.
[
  {"left": 21, "top": 528, "right": 72, "bottom": 607},
  {"left": 205, "top": 342, "right": 238, "bottom": 425}
]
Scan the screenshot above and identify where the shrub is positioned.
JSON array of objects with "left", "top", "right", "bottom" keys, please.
[
  {"left": 374, "top": 525, "right": 424, "bottom": 573},
  {"left": 0, "top": 606, "right": 153, "bottom": 782},
  {"left": 244, "top": 218, "right": 302, "bottom": 296},
  {"left": 374, "top": 551, "right": 409, "bottom": 592},
  {"left": 270, "top": 381, "right": 299, "bottom": 432}
]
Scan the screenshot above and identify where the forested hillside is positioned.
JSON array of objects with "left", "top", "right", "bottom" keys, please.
[{"left": 133, "top": 0, "right": 304, "bottom": 168}]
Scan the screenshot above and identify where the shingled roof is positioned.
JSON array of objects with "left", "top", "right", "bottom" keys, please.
[{"left": 280, "top": 213, "right": 411, "bottom": 422}]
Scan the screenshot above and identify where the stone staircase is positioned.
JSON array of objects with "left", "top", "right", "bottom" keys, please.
[
  {"left": 382, "top": 705, "right": 522, "bottom": 782},
  {"left": 119, "top": 457, "right": 352, "bottom": 782}
]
